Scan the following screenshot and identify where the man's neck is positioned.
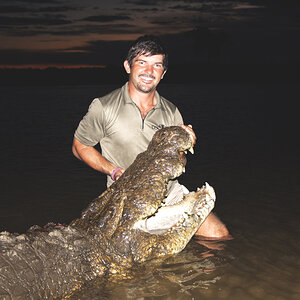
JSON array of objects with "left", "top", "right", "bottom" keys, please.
[{"left": 127, "top": 82, "right": 157, "bottom": 112}]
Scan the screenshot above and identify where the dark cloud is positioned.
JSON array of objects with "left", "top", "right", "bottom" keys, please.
[
  {"left": 38, "top": 6, "right": 78, "bottom": 13},
  {"left": 55, "top": 23, "right": 137, "bottom": 37},
  {"left": 116, "top": 7, "right": 159, "bottom": 12},
  {"left": 0, "top": 5, "right": 33, "bottom": 13},
  {"left": 169, "top": 2, "right": 264, "bottom": 14},
  {"left": 168, "top": 5, "right": 197, "bottom": 11},
  {"left": 181, "top": 0, "right": 259, "bottom": 3},
  {"left": 0, "top": 15, "right": 71, "bottom": 26},
  {"left": 2, "top": 23, "right": 138, "bottom": 37},
  {"left": 0, "top": 0, "right": 62, "bottom": 3},
  {"left": 150, "top": 20, "right": 172, "bottom": 25},
  {"left": 71, "top": 23, "right": 137, "bottom": 35},
  {"left": 261, "top": 0, "right": 300, "bottom": 9},
  {"left": 124, "top": 0, "right": 160, "bottom": 5},
  {"left": 123, "top": 0, "right": 261, "bottom": 6},
  {"left": 0, "top": 5, "right": 78, "bottom": 14},
  {"left": 81, "top": 15, "right": 131, "bottom": 23}
]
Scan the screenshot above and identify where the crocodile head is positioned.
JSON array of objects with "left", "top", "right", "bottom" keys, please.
[{"left": 72, "top": 126, "right": 215, "bottom": 268}]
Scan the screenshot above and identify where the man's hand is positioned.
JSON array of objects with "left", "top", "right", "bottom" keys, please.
[
  {"left": 72, "top": 137, "right": 125, "bottom": 179},
  {"left": 111, "top": 167, "right": 125, "bottom": 181},
  {"left": 180, "top": 124, "right": 196, "bottom": 147}
]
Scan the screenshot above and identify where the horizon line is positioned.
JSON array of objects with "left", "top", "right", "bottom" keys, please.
[{"left": 0, "top": 64, "right": 107, "bottom": 70}]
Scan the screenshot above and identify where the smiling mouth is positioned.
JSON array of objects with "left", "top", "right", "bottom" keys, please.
[{"left": 139, "top": 75, "right": 155, "bottom": 83}]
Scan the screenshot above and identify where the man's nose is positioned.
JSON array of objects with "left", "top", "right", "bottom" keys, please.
[{"left": 144, "top": 64, "right": 154, "bottom": 74}]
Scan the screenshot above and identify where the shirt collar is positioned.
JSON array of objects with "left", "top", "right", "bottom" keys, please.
[{"left": 123, "top": 82, "right": 163, "bottom": 109}]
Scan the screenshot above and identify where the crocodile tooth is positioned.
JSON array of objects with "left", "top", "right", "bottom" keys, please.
[
  {"left": 182, "top": 167, "right": 185, "bottom": 173},
  {"left": 188, "top": 147, "right": 194, "bottom": 154},
  {"left": 184, "top": 150, "right": 187, "bottom": 154}
]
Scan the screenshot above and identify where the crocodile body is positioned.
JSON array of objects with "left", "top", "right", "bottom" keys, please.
[{"left": 0, "top": 126, "right": 216, "bottom": 299}]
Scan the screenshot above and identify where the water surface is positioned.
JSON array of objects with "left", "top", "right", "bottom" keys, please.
[{"left": 0, "top": 83, "right": 299, "bottom": 299}]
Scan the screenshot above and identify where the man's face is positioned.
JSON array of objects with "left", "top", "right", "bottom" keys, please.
[{"left": 124, "top": 54, "right": 166, "bottom": 94}]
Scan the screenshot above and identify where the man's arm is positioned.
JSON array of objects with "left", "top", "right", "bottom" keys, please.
[{"left": 72, "top": 137, "right": 124, "bottom": 181}]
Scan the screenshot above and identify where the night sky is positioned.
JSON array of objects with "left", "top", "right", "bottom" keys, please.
[{"left": 0, "top": 0, "right": 299, "bottom": 70}]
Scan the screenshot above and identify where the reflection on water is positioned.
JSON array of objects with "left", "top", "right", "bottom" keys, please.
[
  {"left": 0, "top": 83, "right": 299, "bottom": 299},
  {"left": 70, "top": 239, "right": 232, "bottom": 300},
  {"left": 72, "top": 227, "right": 299, "bottom": 300}
]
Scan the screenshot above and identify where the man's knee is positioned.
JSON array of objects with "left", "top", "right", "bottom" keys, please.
[{"left": 195, "top": 212, "right": 229, "bottom": 238}]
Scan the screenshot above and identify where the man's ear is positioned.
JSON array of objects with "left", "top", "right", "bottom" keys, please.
[{"left": 124, "top": 60, "right": 130, "bottom": 74}]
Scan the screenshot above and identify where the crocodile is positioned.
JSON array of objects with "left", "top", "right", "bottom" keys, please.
[{"left": 0, "top": 126, "right": 216, "bottom": 299}]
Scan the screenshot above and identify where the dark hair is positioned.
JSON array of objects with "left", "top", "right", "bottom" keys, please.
[{"left": 126, "top": 35, "right": 168, "bottom": 70}]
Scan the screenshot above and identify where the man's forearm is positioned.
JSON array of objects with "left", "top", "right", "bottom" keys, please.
[{"left": 72, "top": 137, "right": 117, "bottom": 176}]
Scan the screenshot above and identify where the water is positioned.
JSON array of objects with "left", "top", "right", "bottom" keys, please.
[{"left": 0, "top": 83, "right": 299, "bottom": 299}]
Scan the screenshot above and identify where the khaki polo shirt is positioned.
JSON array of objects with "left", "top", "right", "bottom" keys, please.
[{"left": 74, "top": 82, "right": 183, "bottom": 186}]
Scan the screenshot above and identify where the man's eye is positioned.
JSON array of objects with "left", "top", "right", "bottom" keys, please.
[{"left": 155, "top": 64, "right": 163, "bottom": 68}]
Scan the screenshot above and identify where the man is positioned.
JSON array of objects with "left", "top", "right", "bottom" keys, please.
[{"left": 72, "top": 35, "right": 228, "bottom": 238}]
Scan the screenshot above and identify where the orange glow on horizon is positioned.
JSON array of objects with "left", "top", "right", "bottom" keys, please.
[{"left": 0, "top": 64, "right": 106, "bottom": 70}]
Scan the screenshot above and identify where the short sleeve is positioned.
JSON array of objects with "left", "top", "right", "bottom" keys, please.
[
  {"left": 74, "top": 98, "right": 105, "bottom": 146},
  {"left": 174, "top": 107, "right": 184, "bottom": 125}
]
